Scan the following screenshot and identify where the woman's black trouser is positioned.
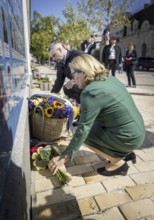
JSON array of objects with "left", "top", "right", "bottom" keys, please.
[{"left": 125, "top": 65, "right": 136, "bottom": 86}]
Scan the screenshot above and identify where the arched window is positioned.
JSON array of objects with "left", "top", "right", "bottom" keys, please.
[
  {"left": 141, "top": 43, "right": 147, "bottom": 57},
  {"left": 133, "top": 19, "right": 139, "bottom": 32},
  {"left": 141, "top": 20, "right": 150, "bottom": 31},
  {"left": 126, "top": 25, "right": 131, "bottom": 36}
]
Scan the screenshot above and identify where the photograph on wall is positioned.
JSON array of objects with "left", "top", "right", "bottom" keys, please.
[
  {"left": 1, "top": 5, "right": 10, "bottom": 58},
  {"left": 6, "top": 64, "right": 15, "bottom": 113},
  {"left": 0, "top": 37, "right": 3, "bottom": 57},
  {"left": 0, "top": 65, "right": 9, "bottom": 121}
]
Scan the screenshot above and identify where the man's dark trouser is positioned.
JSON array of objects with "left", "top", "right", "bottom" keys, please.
[
  {"left": 63, "top": 84, "right": 82, "bottom": 104},
  {"left": 106, "top": 59, "right": 117, "bottom": 77}
]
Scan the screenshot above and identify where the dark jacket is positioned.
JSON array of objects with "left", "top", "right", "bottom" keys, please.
[
  {"left": 51, "top": 50, "right": 84, "bottom": 93},
  {"left": 102, "top": 44, "right": 122, "bottom": 66},
  {"left": 81, "top": 40, "right": 89, "bottom": 51},
  {"left": 87, "top": 42, "right": 96, "bottom": 55},
  {"left": 125, "top": 49, "right": 137, "bottom": 66}
]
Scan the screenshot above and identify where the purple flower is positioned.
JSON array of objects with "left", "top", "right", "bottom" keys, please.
[{"left": 28, "top": 101, "right": 34, "bottom": 109}]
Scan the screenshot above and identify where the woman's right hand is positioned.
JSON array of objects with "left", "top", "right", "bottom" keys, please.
[{"left": 48, "top": 156, "right": 66, "bottom": 175}]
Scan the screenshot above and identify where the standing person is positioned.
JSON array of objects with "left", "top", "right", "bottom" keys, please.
[
  {"left": 103, "top": 29, "right": 110, "bottom": 45},
  {"left": 87, "top": 36, "right": 96, "bottom": 55},
  {"left": 48, "top": 54, "right": 145, "bottom": 177},
  {"left": 102, "top": 36, "right": 122, "bottom": 77},
  {"left": 80, "top": 36, "right": 91, "bottom": 53},
  {"left": 48, "top": 43, "right": 84, "bottom": 103},
  {"left": 125, "top": 43, "right": 137, "bottom": 88}
]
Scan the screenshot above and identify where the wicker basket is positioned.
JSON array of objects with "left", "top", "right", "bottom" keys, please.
[{"left": 30, "top": 106, "right": 68, "bottom": 141}]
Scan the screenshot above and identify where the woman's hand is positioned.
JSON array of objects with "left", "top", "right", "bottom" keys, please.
[
  {"left": 48, "top": 154, "right": 70, "bottom": 175},
  {"left": 48, "top": 156, "right": 65, "bottom": 175}
]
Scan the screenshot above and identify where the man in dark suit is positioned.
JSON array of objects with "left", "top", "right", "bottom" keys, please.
[
  {"left": 102, "top": 36, "right": 122, "bottom": 77},
  {"left": 49, "top": 43, "right": 84, "bottom": 103}
]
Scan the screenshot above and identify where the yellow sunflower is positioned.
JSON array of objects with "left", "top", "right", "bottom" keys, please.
[
  {"left": 73, "top": 106, "right": 80, "bottom": 119},
  {"left": 53, "top": 100, "right": 65, "bottom": 109},
  {"left": 44, "top": 106, "right": 54, "bottom": 118}
]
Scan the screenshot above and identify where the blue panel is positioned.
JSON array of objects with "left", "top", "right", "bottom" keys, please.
[{"left": 0, "top": 0, "right": 28, "bottom": 207}]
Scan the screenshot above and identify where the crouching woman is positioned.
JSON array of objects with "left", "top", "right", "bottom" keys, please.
[{"left": 48, "top": 54, "right": 145, "bottom": 176}]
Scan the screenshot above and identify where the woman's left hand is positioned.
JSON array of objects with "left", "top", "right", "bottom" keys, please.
[{"left": 48, "top": 156, "right": 67, "bottom": 175}]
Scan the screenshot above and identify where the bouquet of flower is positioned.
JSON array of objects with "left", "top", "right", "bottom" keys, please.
[
  {"left": 28, "top": 93, "right": 80, "bottom": 131},
  {"left": 30, "top": 144, "right": 71, "bottom": 185}
]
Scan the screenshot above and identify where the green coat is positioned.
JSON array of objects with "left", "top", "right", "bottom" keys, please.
[{"left": 61, "top": 76, "right": 145, "bottom": 161}]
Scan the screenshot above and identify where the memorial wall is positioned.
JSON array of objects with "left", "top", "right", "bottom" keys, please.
[{"left": 0, "top": 0, "right": 31, "bottom": 219}]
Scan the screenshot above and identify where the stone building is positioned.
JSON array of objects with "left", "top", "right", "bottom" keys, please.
[{"left": 100, "top": 1, "right": 154, "bottom": 59}]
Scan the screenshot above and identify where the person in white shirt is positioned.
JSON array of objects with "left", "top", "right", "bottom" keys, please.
[{"left": 102, "top": 36, "right": 122, "bottom": 76}]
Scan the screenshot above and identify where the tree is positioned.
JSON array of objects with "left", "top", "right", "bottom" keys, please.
[
  {"left": 31, "top": 11, "right": 60, "bottom": 63},
  {"left": 56, "top": 2, "right": 92, "bottom": 49},
  {"left": 77, "top": 0, "right": 134, "bottom": 31}
]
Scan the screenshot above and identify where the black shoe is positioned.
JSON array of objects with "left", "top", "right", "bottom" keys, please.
[
  {"left": 132, "top": 85, "right": 136, "bottom": 88},
  {"left": 97, "top": 162, "right": 129, "bottom": 176},
  {"left": 124, "top": 152, "right": 136, "bottom": 164},
  {"left": 72, "top": 121, "right": 78, "bottom": 127},
  {"left": 126, "top": 85, "right": 131, "bottom": 87}
]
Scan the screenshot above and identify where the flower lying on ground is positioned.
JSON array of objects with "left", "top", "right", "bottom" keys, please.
[{"left": 30, "top": 144, "right": 71, "bottom": 185}]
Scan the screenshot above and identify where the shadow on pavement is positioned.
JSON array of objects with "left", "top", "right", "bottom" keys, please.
[{"left": 140, "top": 129, "right": 154, "bottom": 149}]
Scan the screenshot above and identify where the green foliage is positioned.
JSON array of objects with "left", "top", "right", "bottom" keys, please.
[
  {"left": 77, "top": 0, "right": 134, "bottom": 31},
  {"left": 58, "top": 2, "right": 92, "bottom": 49},
  {"left": 31, "top": 11, "right": 60, "bottom": 63},
  {"left": 30, "top": 1, "right": 134, "bottom": 56}
]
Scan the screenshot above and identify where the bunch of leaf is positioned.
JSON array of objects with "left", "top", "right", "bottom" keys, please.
[
  {"left": 31, "top": 145, "right": 71, "bottom": 185},
  {"left": 42, "top": 76, "right": 53, "bottom": 83}
]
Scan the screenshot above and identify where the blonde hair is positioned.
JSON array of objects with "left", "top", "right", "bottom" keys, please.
[{"left": 69, "top": 54, "right": 109, "bottom": 83}]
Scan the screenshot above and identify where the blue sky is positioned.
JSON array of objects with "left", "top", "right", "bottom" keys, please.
[
  {"left": 31, "top": 0, "right": 150, "bottom": 21},
  {"left": 31, "top": 0, "right": 79, "bottom": 19}
]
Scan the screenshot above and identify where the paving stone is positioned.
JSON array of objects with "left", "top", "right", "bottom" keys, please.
[
  {"left": 126, "top": 184, "right": 154, "bottom": 200},
  {"left": 67, "top": 163, "right": 94, "bottom": 175},
  {"left": 91, "top": 160, "right": 109, "bottom": 170},
  {"left": 77, "top": 197, "right": 99, "bottom": 216},
  {"left": 127, "top": 163, "right": 140, "bottom": 174},
  {"left": 74, "top": 154, "right": 101, "bottom": 165},
  {"left": 136, "top": 151, "right": 154, "bottom": 162},
  {"left": 130, "top": 171, "right": 154, "bottom": 184},
  {"left": 83, "top": 171, "right": 112, "bottom": 183},
  {"left": 35, "top": 177, "right": 55, "bottom": 192},
  {"left": 146, "top": 214, "right": 154, "bottom": 220},
  {"left": 75, "top": 150, "right": 85, "bottom": 157},
  {"left": 34, "top": 169, "right": 52, "bottom": 180},
  {"left": 143, "top": 148, "right": 154, "bottom": 153},
  {"left": 94, "top": 190, "right": 132, "bottom": 210},
  {"left": 68, "top": 175, "right": 85, "bottom": 187},
  {"left": 73, "top": 182, "right": 106, "bottom": 199},
  {"left": 102, "top": 176, "right": 136, "bottom": 192},
  {"left": 36, "top": 186, "right": 75, "bottom": 206},
  {"left": 119, "top": 198, "right": 154, "bottom": 220},
  {"left": 35, "top": 199, "right": 82, "bottom": 220},
  {"left": 135, "top": 161, "right": 154, "bottom": 172},
  {"left": 83, "top": 207, "right": 125, "bottom": 220}
]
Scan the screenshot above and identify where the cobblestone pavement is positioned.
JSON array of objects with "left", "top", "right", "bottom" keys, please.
[{"left": 31, "top": 67, "right": 154, "bottom": 220}]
